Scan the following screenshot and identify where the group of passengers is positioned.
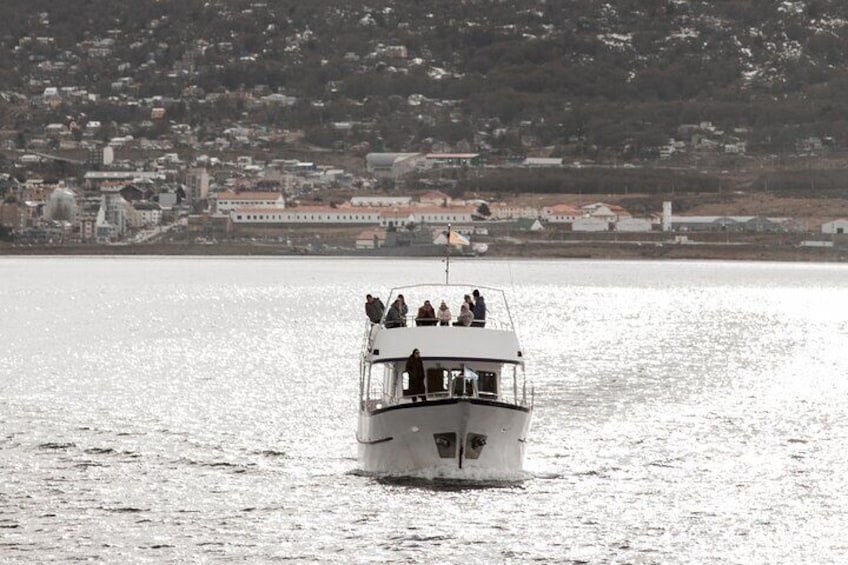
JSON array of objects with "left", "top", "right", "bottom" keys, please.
[{"left": 365, "top": 289, "right": 486, "bottom": 328}]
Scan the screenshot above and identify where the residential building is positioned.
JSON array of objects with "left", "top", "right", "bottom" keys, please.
[
  {"left": 490, "top": 203, "right": 539, "bottom": 220},
  {"left": 418, "top": 190, "right": 451, "bottom": 207},
  {"left": 185, "top": 168, "right": 210, "bottom": 210},
  {"left": 132, "top": 201, "right": 162, "bottom": 227},
  {"left": 822, "top": 219, "right": 848, "bottom": 234},
  {"left": 543, "top": 204, "right": 581, "bottom": 223}
]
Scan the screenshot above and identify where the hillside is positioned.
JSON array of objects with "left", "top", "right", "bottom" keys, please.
[{"left": 4, "top": 0, "right": 848, "bottom": 162}]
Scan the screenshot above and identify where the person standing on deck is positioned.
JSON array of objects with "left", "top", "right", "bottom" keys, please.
[
  {"left": 471, "top": 289, "right": 486, "bottom": 327},
  {"left": 405, "top": 348, "right": 425, "bottom": 400},
  {"left": 437, "top": 300, "right": 452, "bottom": 326},
  {"left": 385, "top": 299, "right": 403, "bottom": 328},
  {"left": 454, "top": 303, "right": 473, "bottom": 326},
  {"left": 397, "top": 294, "right": 409, "bottom": 326},
  {"left": 365, "top": 294, "right": 384, "bottom": 324}
]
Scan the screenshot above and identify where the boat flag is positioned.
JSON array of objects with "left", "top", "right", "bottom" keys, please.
[{"left": 448, "top": 230, "right": 470, "bottom": 246}]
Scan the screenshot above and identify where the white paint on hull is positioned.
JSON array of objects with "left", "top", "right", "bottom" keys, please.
[{"left": 358, "top": 399, "right": 531, "bottom": 478}]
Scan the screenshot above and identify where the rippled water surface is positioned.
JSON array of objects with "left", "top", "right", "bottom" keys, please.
[{"left": 2, "top": 257, "right": 847, "bottom": 563}]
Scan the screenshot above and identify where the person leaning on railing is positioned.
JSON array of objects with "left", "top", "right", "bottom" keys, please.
[
  {"left": 416, "top": 300, "right": 437, "bottom": 326},
  {"left": 385, "top": 299, "right": 403, "bottom": 328},
  {"left": 453, "top": 303, "right": 473, "bottom": 326},
  {"left": 396, "top": 294, "right": 408, "bottom": 326}
]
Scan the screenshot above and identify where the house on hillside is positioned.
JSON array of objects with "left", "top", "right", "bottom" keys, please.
[
  {"left": 543, "top": 204, "right": 581, "bottom": 223},
  {"left": 822, "top": 219, "right": 848, "bottom": 234},
  {"left": 490, "top": 203, "right": 539, "bottom": 220},
  {"left": 582, "top": 202, "right": 630, "bottom": 222},
  {"left": 418, "top": 190, "right": 451, "bottom": 207}
]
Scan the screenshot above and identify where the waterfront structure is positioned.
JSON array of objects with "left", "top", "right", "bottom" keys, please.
[
  {"left": 231, "top": 206, "right": 380, "bottom": 225},
  {"left": 215, "top": 191, "right": 285, "bottom": 214},
  {"left": 355, "top": 229, "right": 387, "bottom": 249},
  {"left": 671, "top": 216, "right": 794, "bottom": 232},
  {"left": 350, "top": 196, "right": 412, "bottom": 207},
  {"left": 229, "top": 205, "right": 474, "bottom": 228},
  {"left": 365, "top": 153, "right": 424, "bottom": 179}
]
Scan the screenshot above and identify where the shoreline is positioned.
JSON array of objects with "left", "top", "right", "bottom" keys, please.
[{"left": 2, "top": 241, "right": 845, "bottom": 262}]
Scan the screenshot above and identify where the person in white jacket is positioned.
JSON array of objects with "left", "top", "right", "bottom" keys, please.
[{"left": 437, "top": 300, "right": 452, "bottom": 326}]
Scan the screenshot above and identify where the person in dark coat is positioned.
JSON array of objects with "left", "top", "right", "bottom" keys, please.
[
  {"left": 404, "top": 348, "right": 425, "bottom": 399},
  {"left": 416, "top": 300, "right": 437, "bottom": 326},
  {"left": 471, "top": 289, "right": 486, "bottom": 327},
  {"left": 365, "top": 294, "right": 385, "bottom": 324},
  {"left": 384, "top": 299, "right": 403, "bottom": 328}
]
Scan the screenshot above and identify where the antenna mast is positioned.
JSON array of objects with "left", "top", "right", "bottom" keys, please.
[{"left": 444, "top": 224, "right": 451, "bottom": 284}]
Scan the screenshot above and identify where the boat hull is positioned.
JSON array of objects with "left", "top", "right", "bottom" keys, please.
[{"left": 357, "top": 398, "right": 531, "bottom": 479}]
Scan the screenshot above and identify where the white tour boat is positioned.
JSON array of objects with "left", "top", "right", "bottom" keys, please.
[{"left": 357, "top": 283, "right": 533, "bottom": 479}]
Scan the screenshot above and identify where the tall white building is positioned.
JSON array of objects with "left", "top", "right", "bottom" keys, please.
[{"left": 185, "top": 168, "right": 210, "bottom": 210}]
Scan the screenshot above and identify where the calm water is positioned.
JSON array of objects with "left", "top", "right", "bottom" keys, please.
[{"left": 1, "top": 257, "right": 847, "bottom": 563}]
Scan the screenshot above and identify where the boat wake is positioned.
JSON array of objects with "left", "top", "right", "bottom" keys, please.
[{"left": 352, "top": 466, "right": 530, "bottom": 489}]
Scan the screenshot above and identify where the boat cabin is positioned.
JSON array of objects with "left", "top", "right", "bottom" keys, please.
[{"left": 360, "top": 284, "right": 528, "bottom": 412}]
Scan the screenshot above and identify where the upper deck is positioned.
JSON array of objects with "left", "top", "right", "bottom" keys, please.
[{"left": 364, "top": 284, "right": 524, "bottom": 365}]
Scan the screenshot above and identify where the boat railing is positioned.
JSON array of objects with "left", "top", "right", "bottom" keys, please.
[
  {"left": 378, "top": 283, "right": 518, "bottom": 333},
  {"left": 382, "top": 314, "right": 513, "bottom": 331}
]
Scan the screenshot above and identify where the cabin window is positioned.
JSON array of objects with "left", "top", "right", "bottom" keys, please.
[
  {"left": 402, "top": 369, "right": 425, "bottom": 396},
  {"left": 426, "top": 368, "right": 449, "bottom": 395},
  {"left": 477, "top": 371, "right": 498, "bottom": 396}
]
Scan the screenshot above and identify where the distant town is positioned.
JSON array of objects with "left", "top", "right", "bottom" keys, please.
[
  {"left": 2, "top": 146, "right": 848, "bottom": 261},
  {"left": 3, "top": 1, "right": 848, "bottom": 260}
]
